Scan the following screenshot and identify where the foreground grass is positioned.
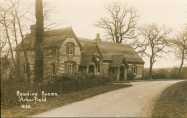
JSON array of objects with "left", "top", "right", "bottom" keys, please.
[
  {"left": 1, "top": 83, "right": 131, "bottom": 118},
  {"left": 152, "top": 81, "right": 187, "bottom": 118}
]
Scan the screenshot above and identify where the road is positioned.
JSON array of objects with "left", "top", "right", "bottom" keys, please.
[{"left": 33, "top": 80, "right": 181, "bottom": 117}]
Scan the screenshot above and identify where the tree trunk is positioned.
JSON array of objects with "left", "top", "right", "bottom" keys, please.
[
  {"left": 15, "top": 11, "right": 31, "bottom": 82},
  {"left": 35, "top": 0, "right": 44, "bottom": 83},
  {"left": 3, "top": 18, "right": 16, "bottom": 68},
  {"left": 12, "top": 14, "right": 21, "bottom": 79},
  {"left": 178, "top": 48, "right": 185, "bottom": 76},
  {"left": 149, "top": 56, "right": 153, "bottom": 79}
]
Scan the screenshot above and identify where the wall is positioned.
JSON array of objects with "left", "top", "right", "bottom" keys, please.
[
  {"left": 136, "top": 64, "right": 144, "bottom": 79},
  {"left": 17, "top": 48, "right": 58, "bottom": 80},
  {"left": 17, "top": 38, "right": 82, "bottom": 80},
  {"left": 58, "top": 38, "right": 81, "bottom": 74}
]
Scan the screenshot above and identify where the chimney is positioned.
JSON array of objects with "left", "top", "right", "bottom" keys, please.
[
  {"left": 95, "top": 33, "right": 101, "bottom": 43},
  {"left": 30, "top": 24, "right": 36, "bottom": 34}
]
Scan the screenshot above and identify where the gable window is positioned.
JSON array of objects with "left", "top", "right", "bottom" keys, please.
[
  {"left": 66, "top": 42, "right": 75, "bottom": 56},
  {"left": 65, "top": 61, "right": 76, "bottom": 73}
]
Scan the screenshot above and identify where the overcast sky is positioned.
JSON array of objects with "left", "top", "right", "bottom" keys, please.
[{"left": 16, "top": 0, "right": 187, "bottom": 68}]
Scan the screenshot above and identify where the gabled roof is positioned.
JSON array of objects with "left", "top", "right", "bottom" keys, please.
[
  {"left": 79, "top": 38, "right": 102, "bottom": 66},
  {"left": 16, "top": 27, "right": 80, "bottom": 50},
  {"left": 97, "top": 42, "right": 144, "bottom": 64},
  {"left": 79, "top": 39, "right": 144, "bottom": 65},
  {"left": 16, "top": 26, "right": 144, "bottom": 65}
]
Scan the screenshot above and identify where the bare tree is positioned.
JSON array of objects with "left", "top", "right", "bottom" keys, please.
[
  {"left": 0, "top": 29, "right": 7, "bottom": 56},
  {"left": 0, "top": 29, "right": 7, "bottom": 80},
  {"left": 35, "top": 0, "right": 44, "bottom": 83},
  {"left": 169, "top": 31, "right": 187, "bottom": 75},
  {"left": 0, "top": 0, "right": 32, "bottom": 80},
  {"left": 138, "top": 24, "right": 170, "bottom": 79},
  {"left": 13, "top": 8, "right": 31, "bottom": 81},
  {"left": 96, "top": 2, "right": 138, "bottom": 44},
  {"left": 0, "top": 11, "right": 16, "bottom": 68}
]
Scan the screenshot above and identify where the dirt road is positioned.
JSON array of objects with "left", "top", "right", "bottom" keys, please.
[{"left": 33, "top": 80, "right": 181, "bottom": 117}]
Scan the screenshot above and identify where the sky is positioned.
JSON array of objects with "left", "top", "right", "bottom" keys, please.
[{"left": 12, "top": 0, "right": 187, "bottom": 68}]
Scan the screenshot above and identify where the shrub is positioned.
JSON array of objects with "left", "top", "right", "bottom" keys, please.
[
  {"left": 127, "top": 71, "right": 136, "bottom": 80},
  {"left": 143, "top": 67, "right": 187, "bottom": 80},
  {"left": 1, "top": 79, "right": 33, "bottom": 108},
  {"left": 44, "top": 73, "right": 112, "bottom": 93},
  {"left": 1, "top": 73, "right": 112, "bottom": 108}
]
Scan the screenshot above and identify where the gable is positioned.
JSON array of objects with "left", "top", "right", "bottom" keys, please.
[
  {"left": 79, "top": 38, "right": 144, "bottom": 64},
  {"left": 16, "top": 27, "right": 81, "bottom": 51},
  {"left": 59, "top": 37, "right": 81, "bottom": 56}
]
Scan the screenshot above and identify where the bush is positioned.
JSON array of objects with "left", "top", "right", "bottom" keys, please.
[
  {"left": 1, "top": 73, "right": 112, "bottom": 108},
  {"left": 1, "top": 79, "right": 33, "bottom": 108},
  {"left": 127, "top": 72, "right": 136, "bottom": 80},
  {"left": 44, "top": 73, "right": 112, "bottom": 93},
  {"left": 143, "top": 67, "right": 187, "bottom": 80}
]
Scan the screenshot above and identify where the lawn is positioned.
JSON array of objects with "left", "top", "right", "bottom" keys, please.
[
  {"left": 1, "top": 83, "right": 131, "bottom": 118},
  {"left": 152, "top": 80, "right": 187, "bottom": 118}
]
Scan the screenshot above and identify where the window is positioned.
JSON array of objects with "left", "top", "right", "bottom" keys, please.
[
  {"left": 65, "top": 61, "right": 76, "bottom": 73},
  {"left": 66, "top": 42, "right": 75, "bottom": 55},
  {"left": 132, "top": 65, "right": 137, "bottom": 74},
  {"left": 50, "top": 63, "right": 56, "bottom": 79},
  {"left": 24, "top": 63, "right": 29, "bottom": 73},
  {"left": 51, "top": 63, "right": 56, "bottom": 74},
  {"left": 88, "top": 65, "right": 95, "bottom": 73}
]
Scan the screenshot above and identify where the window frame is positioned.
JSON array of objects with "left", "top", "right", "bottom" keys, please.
[
  {"left": 65, "top": 61, "right": 76, "bottom": 73},
  {"left": 66, "top": 42, "right": 75, "bottom": 56}
]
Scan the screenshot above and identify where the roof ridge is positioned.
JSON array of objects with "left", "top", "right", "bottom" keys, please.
[{"left": 45, "top": 26, "right": 73, "bottom": 33}]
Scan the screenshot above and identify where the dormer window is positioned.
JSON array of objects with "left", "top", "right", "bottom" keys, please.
[{"left": 66, "top": 42, "right": 75, "bottom": 56}]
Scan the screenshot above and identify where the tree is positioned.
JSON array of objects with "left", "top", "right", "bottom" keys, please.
[
  {"left": 14, "top": 8, "right": 31, "bottom": 81},
  {"left": 35, "top": 0, "right": 44, "bottom": 83},
  {"left": 0, "top": 29, "right": 7, "bottom": 80},
  {"left": 0, "top": 10, "right": 16, "bottom": 68},
  {"left": 0, "top": 0, "right": 33, "bottom": 81},
  {"left": 96, "top": 2, "right": 138, "bottom": 44},
  {"left": 169, "top": 31, "right": 187, "bottom": 75},
  {"left": 138, "top": 24, "right": 170, "bottom": 79}
]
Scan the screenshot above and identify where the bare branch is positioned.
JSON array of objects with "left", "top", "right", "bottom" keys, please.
[{"left": 96, "top": 2, "right": 138, "bottom": 44}]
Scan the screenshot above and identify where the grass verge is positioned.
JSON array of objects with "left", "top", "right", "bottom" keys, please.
[
  {"left": 152, "top": 81, "right": 187, "bottom": 118},
  {"left": 1, "top": 83, "right": 131, "bottom": 118}
]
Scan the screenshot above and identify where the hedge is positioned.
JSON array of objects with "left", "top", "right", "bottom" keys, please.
[{"left": 1, "top": 73, "right": 112, "bottom": 108}]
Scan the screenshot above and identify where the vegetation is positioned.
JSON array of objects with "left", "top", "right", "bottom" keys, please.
[
  {"left": 96, "top": 2, "right": 137, "bottom": 44},
  {"left": 152, "top": 81, "right": 187, "bottom": 118},
  {"left": 137, "top": 24, "right": 170, "bottom": 79},
  {"left": 127, "top": 71, "right": 136, "bottom": 80},
  {"left": 144, "top": 67, "right": 187, "bottom": 80},
  {"left": 0, "top": 0, "right": 187, "bottom": 117},
  {"left": 1, "top": 73, "right": 113, "bottom": 108},
  {"left": 168, "top": 31, "right": 187, "bottom": 75},
  {"left": 1, "top": 79, "right": 131, "bottom": 118}
]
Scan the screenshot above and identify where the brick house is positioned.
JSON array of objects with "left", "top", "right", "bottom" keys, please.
[{"left": 16, "top": 26, "right": 144, "bottom": 81}]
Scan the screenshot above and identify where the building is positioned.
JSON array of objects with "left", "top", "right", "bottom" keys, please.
[{"left": 16, "top": 26, "right": 144, "bottom": 81}]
